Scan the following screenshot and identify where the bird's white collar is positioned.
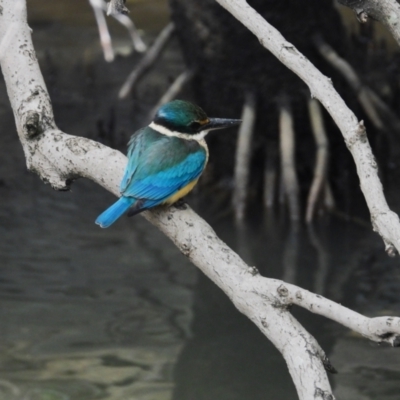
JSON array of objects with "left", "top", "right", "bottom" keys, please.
[{"left": 149, "top": 122, "right": 209, "bottom": 140}]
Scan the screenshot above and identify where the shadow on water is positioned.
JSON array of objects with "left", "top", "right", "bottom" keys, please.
[{"left": 0, "top": 1, "right": 400, "bottom": 399}]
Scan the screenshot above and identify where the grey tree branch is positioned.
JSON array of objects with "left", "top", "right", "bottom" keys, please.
[
  {"left": 89, "top": 0, "right": 114, "bottom": 62},
  {"left": 263, "top": 140, "right": 277, "bottom": 209},
  {"left": 214, "top": 0, "right": 400, "bottom": 256},
  {"left": 338, "top": 0, "right": 400, "bottom": 46},
  {"left": 314, "top": 36, "right": 388, "bottom": 133},
  {"left": 147, "top": 69, "right": 194, "bottom": 121},
  {"left": 233, "top": 92, "right": 256, "bottom": 224},
  {"left": 119, "top": 22, "right": 175, "bottom": 99},
  {"left": 2, "top": 1, "right": 400, "bottom": 399},
  {"left": 306, "top": 99, "right": 329, "bottom": 224},
  {"left": 279, "top": 101, "right": 300, "bottom": 222}
]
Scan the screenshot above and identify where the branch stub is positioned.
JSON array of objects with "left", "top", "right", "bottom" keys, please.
[{"left": 24, "top": 111, "right": 41, "bottom": 139}]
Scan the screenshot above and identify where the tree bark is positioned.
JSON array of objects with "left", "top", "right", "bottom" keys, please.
[{"left": 338, "top": 0, "right": 400, "bottom": 46}]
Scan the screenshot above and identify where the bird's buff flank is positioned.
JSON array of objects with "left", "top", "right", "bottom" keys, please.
[{"left": 95, "top": 100, "right": 241, "bottom": 228}]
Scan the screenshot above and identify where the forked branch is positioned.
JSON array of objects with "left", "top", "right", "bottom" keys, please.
[{"left": 338, "top": 0, "right": 400, "bottom": 47}]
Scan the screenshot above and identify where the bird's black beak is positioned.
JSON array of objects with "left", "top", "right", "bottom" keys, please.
[{"left": 207, "top": 118, "right": 242, "bottom": 131}]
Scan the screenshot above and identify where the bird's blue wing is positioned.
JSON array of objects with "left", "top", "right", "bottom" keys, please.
[
  {"left": 120, "top": 130, "right": 143, "bottom": 193},
  {"left": 125, "top": 151, "right": 206, "bottom": 201},
  {"left": 120, "top": 129, "right": 207, "bottom": 203}
]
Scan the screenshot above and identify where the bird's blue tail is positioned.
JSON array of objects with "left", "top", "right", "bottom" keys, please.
[{"left": 95, "top": 197, "right": 134, "bottom": 228}]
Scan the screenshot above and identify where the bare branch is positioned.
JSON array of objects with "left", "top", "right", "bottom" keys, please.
[
  {"left": 263, "top": 140, "right": 277, "bottom": 209},
  {"left": 314, "top": 36, "right": 386, "bottom": 132},
  {"left": 89, "top": 0, "right": 114, "bottom": 62},
  {"left": 306, "top": 99, "right": 329, "bottom": 224},
  {"left": 338, "top": 0, "right": 400, "bottom": 46},
  {"left": 214, "top": 0, "right": 400, "bottom": 255},
  {"left": 233, "top": 92, "right": 256, "bottom": 224},
  {"left": 90, "top": 0, "right": 146, "bottom": 56},
  {"left": 111, "top": 11, "right": 147, "bottom": 53},
  {"left": 279, "top": 101, "right": 300, "bottom": 221},
  {"left": 119, "top": 22, "right": 175, "bottom": 99},
  {"left": 148, "top": 69, "right": 194, "bottom": 120},
  {"left": 98, "top": 0, "right": 147, "bottom": 53},
  {"left": 258, "top": 278, "right": 400, "bottom": 347}
]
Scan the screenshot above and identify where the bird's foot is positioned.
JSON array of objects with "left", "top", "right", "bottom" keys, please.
[{"left": 173, "top": 198, "right": 188, "bottom": 210}]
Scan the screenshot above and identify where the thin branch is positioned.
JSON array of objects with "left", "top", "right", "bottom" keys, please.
[
  {"left": 255, "top": 278, "right": 400, "bottom": 347},
  {"left": 279, "top": 101, "right": 300, "bottom": 222},
  {"left": 89, "top": 0, "right": 114, "bottom": 62},
  {"left": 233, "top": 92, "right": 257, "bottom": 224},
  {"left": 306, "top": 99, "right": 329, "bottom": 224},
  {"left": 91, "top": 0, "right": 147, "bottom": 54},
  {"left": 314, "top": 36, "right": 386, "bottom": 132},
  {"left": 119, "top": 22, "right": 175, "bottom": 99},
  {"left": 147, "top": 69, "right": 194, "bottom": 121},
  {"left": 111, "top": 12, "right": 147, "bottom": 53},
  {"left": 214, "top": 0, "right": 400, "bottom": 256},
  {"left": 102, "top": 0, "right": 147, "bottom": 53},
  {"left": 338, "top": 0, "right": 400, "bottom": 47}
]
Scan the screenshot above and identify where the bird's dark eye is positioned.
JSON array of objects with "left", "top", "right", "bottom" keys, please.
[{"left": 189, "top": 121, "right": 202, "bottom": 131}]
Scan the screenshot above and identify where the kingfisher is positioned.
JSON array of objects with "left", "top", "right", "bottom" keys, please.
[{"left": 95, "top": 100, "right": 241, "bottom": 228}]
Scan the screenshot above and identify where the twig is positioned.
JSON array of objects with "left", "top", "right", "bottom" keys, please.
[
  {"left": 89, "top": 0, "right": 114, "bottom": 62},
  {"left": 147, "top": 69, "right": 194, "bottom": 120},
  {"left": 279, "top": 101, "right": 300, "bottom": 222},
  {"left": 263, "top": 140, "right": 277, "bottom": 209},
  {"left": 233, "top": 92, "right": 257, "bottom": 224},
  {"left": 92, "top": 0, "right": 147, "bottom": 54},
  {"left": 338, "top": 0, "right": 400, "bottom": 47},
  {"left": 306, "top": 99, "right": 329, "bottom": 224},
  {"left": 215, "top": 0, "right": 400, "bottom": 256},
  {"left": 112, "top": 12, "right": 147, "bottom": 53},
  {"left": 119, "top": 22, "right": 175, "bottom": 99}
]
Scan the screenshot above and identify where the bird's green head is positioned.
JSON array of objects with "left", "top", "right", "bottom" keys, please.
[{"left": 153, "top": 100, "right": 241, "bottom": 136}]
